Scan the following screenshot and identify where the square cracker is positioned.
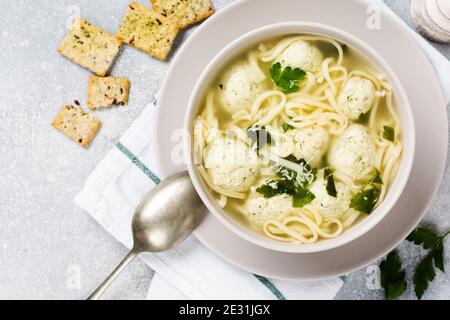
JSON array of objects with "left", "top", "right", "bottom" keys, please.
[
  {"left": 87, "top": 76, "right": 130, "bottom": 109},
  {"left": 57, "top": 18, "right": 121, "bottom": 76},
  {"left": 150, "top": 0, "right": 214, "bottom": 28},
  {"left": 117, "top": 2, "right": 179, "bottom": 61},
  {"left": 51, "top": 104, "right": 101, "bottom": 148}
]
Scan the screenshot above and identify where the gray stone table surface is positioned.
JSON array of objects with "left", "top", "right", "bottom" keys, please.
[{"left": 0, "top": 0, "right": 449, "bottom": 300}]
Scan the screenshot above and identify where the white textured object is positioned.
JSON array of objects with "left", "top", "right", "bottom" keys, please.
[
  {"left": 411, "top": 0, "right": 450, "bottom": 43},
  {"left": 328, "top": 124, "right": 376, "bottom": 181},
  {"left": 338, "top": 76, "right": 376, "bottom": 120},
  {"left": 290, "top": 126, "right": 330, "bottom": 167},
  {"left": 220, "top": 62, "right": 265, "bottom": 112},
  {"left": 203, "top": 137, "right": 260, "bottom": 192},
  {"left": 310, "top": 170, "right": 352, "bottom": 219},
  {"left": 275, "top": 40, "right": 323, "bottom": 71}
]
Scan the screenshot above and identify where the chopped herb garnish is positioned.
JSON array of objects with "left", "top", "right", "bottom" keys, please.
[
  {"left": 256, "top": 157, "right": 317, "bottom": 208},
  {"left": 356, "top": 112, "right": 370, "bottom": 124},
  {"left": 256, "top": 179, "right": 295, "bottom": 198},
  {"left": 270, "top": 62, "right": 306, "bottom": 93},
  {"left": 292, "top": 188, "right": 316, "bottom": 208},
  {"left": 407, "top": 227, "right": 450, "bottom": 299},
  {"left": 247, "top": 126, "right": 272, "bottom": 150},
  {"left": 380, "top": 251, "right": 407, "bottom": 300},
  {"left": 341, "top": 43, "right": 348, "bottom": 53},
  {"left": 349, "top": 169, "right": 383, "bottom": 214},
  {"left": 282, "top": 123, "right": 294, "bottom": 132},
  {"left": 275, "top": 155, "right": 317, "bottom": 188},
  {"left": 383, "top": 126, "right": 395, "bottom": 142},
  {"left": 324, "top": 168, "right": 337, "bottom": 198},
  {"left": 284, "top": 154, "right": 301, "bottom": 163},
  {"left": 369, "top": 169, "right": 384, "bottom": 185},
  {"left": 350, "top": 187, "right": 380, "bottom": 214}
]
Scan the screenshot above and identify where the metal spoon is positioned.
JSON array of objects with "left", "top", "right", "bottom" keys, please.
[{"left": 88, "top": 171, "right": 205, "bottom": 300}]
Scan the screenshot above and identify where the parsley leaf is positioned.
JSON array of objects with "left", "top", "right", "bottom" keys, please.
[
  {"left": 350, "top": 188, "right": 380, "bottom": 214},
  {"left": 349, "top": 169, "right": 383, "bottom": 214},
  {"left": 255, "top": 183, "right": 281, "bottom": 198},
  {"left": 407, "top": 227, "right": 450, "bottom": 299},
  {"left": 380, "top": 251, "right": 407, "bottom": 300},
  {"left": 275, "top": 155, "right": 317, "bottom": 188},
  {"left": 256, "top": 179, "right": 315, "bottom": 208},
  {"left": 324, "top": 168, "right": 337, "bottom": 198},
  {"left": 356, "top": 112, "right": 370, "bottom": 124},
  {"left": 270, "top": 62, "right": 306, "bottom": 93},
  {"left": 414, "top": 251, "right": 437, "bottom": 300},
  {"left": 383, "top": 126, "right": 395, "bottom": 142},
  {"left": 256, "top": 157, "right": 317, "bottom": 208},
  {"left": 248, "top": 126, "right": 272, "bottom": 150},
  {"left": 369, "top": 169, "right": 384, "bottom": 185},
  {"left": 407, "top": 227, "right": 441, "bottom": 249},
  {"left": 292, "top": 188, "right": 316, "bottom": 208},
  {"left": 282, "top": 123, "right": 294, "bottom": 132},
  {"left": 256, "top": 180, "right": 295, "bottom": 199},
  {"left": 433, "top": 241, "right": 445, "bottom": 272}
]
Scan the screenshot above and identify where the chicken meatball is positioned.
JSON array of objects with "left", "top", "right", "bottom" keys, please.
[
  {"left": 220, "top": 62, "right": 265, "bottom": 113},
  {"left": 289, "top": 126, "right": 330, "bottom": 167},
  {"left": 338, "top": 76, "right": 376, "bottom": 120},
  {"left": 328, "top": 124, "right": 376, "bottom": 181},
  {"left": 203, "top": 138, "right": 260, "bottom": 192},
  {"left": 310, "top": 169, "right": 352, "bottom": 219},
  {"left": 245, "top": 192, "right": 293, "bottom": 227},
  {"left": 275, "top": 40, "right": 323, "bottom": 72}
]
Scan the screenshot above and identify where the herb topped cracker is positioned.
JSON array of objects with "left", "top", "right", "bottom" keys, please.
[
  {"left": 51, "top": 104, "right": 101, "bottom": 148},
  {"left": 87, "top": 76, "right": 130, "bottom": 109},
  {"left": 150, "top": 0, "right": 215, "bottom": 29},
  {"left": 57, "top": 18, "right": 121, "bottom": 76},
  {"left": 117, "top": 2, "right": 179, "bottom": 61}
]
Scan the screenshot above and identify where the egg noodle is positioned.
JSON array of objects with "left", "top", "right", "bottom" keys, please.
[{"left": 193, "top": 36, "right": 403, "bottom": 245}]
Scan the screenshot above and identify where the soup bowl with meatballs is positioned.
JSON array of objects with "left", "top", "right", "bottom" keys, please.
[{"left": 183, "top": 22, "right": 415, "bottom": 253}]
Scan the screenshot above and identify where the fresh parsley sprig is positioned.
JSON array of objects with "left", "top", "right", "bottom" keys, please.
[
  {"left": 407, "top": 227, "right": 450, "bottom": 299},
  {"left": 379, "top": 226, "right": 450, "bottom": 300},
  {"left": 380, "top": 251, "right": 407, "bottom": 300},
  {"left": 270, "top": 62, "right": 306, "bottom": 93}
]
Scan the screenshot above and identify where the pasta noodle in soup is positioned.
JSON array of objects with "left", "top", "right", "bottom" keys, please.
[{"left": 193, "top": 35, "right": 403, "bottom": 244}]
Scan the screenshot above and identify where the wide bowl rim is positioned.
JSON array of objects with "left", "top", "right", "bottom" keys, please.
[{"left": 184, "top": 21, "right": 416, "bottom": 253}]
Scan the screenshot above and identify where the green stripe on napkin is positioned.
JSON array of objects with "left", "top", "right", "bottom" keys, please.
[
  {"left": 254, "top": 275, "right": 286, "bottom": 300},
  {"left": 116, "top": 142, "right": 161, "bottom": 185}
]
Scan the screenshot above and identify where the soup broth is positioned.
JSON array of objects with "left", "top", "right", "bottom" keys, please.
[{"left": 193, "top": 35, "right": 402, "bottom": 244}]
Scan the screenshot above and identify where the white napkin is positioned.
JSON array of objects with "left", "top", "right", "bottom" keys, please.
[{"left": 75, "top": 2, "right": 450, "bottom": 300}]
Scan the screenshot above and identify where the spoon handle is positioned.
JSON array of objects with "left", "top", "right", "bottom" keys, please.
[{"left": 87, "top": 250, "right": 138, "bottom": 300}]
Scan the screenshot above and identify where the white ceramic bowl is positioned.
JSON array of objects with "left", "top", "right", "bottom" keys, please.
[{"left": 184, "top": 22, "right": 415, "bottom": 253}]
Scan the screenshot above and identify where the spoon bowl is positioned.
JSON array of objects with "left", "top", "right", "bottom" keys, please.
[
  {"left": 88, "top": 171, "right": 205, "bottom": 300},
  {"left": 132, "top": 171, "right": 205, "bottom": 252}
]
